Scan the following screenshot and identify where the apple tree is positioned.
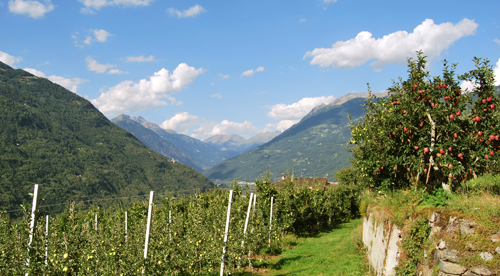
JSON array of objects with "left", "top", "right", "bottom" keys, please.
[{"left": 349, "top": 51, "right": 500, "bottom": 191}]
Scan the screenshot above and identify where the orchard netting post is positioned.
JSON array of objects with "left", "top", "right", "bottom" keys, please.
[
  {"left": 268, "top": 196, "right": 274, "bottom": 247},
  {"left": 142, "top": 191, "right": 154, "bottom": 275},
  {"left": 45, "top": 215, "right": 49, "bottom": 267},
  {"left": 220, "top": 190, "right": 233, "bottom": 276},
  {"left": 169, "top": 210, "right": 171, "bottom": 241},
  {"left": 238, "top": 193, "right": 254, "bottom": 269},
  {"left": 124, "top": 211, "right": 128, "bottom": 243},
  {"left": 25, "top": 184, "right": 39, "bottom": 276},
  {"left": 248, "top": 194, "right": 257, "bottom": 270}
]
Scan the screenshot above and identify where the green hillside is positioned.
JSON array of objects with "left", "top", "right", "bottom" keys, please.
[
  {"left": 203, "top": 92, "right": 386, "bottom": 182},
  {"left": 111, "top": 114, "right": 203, "bottom": 172},
  {"left": 0, "top": 62, "right": 213, "bottom": 214}
]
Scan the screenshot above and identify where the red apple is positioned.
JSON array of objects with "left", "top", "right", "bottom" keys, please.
[
  {"left": 402, "top": 110, "right": 407, "bottom": 114},
  {"left": 456, "top": 111, "right": 461, "bottom": 116},
  {"left": 454, "top": 133, "right": 458, "bottom": 138},
  {"left": 450, "top": 114, "right": 455, "bottom": 119},
  {"left": 490, "top": 135, "right": 495, "bottom": 141},
  {"left": 404, "top": 126, "right": 408, "bottom": 132},
  {"left": 458, "top": 153, "right": 463, "bottom": 158},
  {"left": 442, "top": 84, "right": 447, "bottom": 88},
  {"left": 475, "top": 116, "right": 481, "bottom": 122},
  {"left": 423, "top": 168, "right": 428, "bottom": 173},
  {"left": 448, "top": 147, "right": 452, "bottom": 152},
  {"left": 478, "top": 131, "right": 482, "bottom": 136},
  {"left": 485, "top": 154, "right": 489, "bottom": 159},
  {"left": 414, "top": 146, "right": 419, "bottom": 150},
  {"left": 418, "top": 90, "right": 423, "bottom": 94},
  {"left": 440, "top": 149, "right": 445, "bottom": 154},
  {"left": 482, "top": 99, "right": 487, "bottom": 104},
  {"left": 394, "top": 167, "right": 397, "bottom": 171},
  {"left": 490, "top": 151, "right": 494, "bottom": 156},
  {"left": 487, "top": 97, "right": 492, "bottom": 102},
  {"left": 491, "top": 104, "right": 495, "bottom": 109},
  {"left": 448, "top": 173, "right": 453, "bottom": 178}
]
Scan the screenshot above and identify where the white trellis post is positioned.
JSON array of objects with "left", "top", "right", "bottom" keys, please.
[
  {"left": 25, "top": 184, "right": 39, "bottom": 275},
  {"left": 238, "top": 193, "right": 253, "bottom": 269},
  {"left": 95, "top": 213, "right": 98, "bottom": 276},
  {"left": 142, "top": 191, "right": 154, "bottom": 275},
  {"left": 125, "top": 211, "right": 128, "bottom": 243},
  {"left": 220, "top": 190, "right": 233, "bottom": 276},
  {"left": 268, "top": 196, "right": 274, "bottom": 247},
  {"left": 45, "top": 215, "right": 49, "bottom": 267},
  {"left": 248, "top": 194, "right": 257, "bottom": 269},
  {"left": 169, "top": 210, "right": 171, "bottom": 241}
]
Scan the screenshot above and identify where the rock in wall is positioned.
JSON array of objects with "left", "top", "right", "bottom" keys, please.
[{"left": 362, "top": 213, "right": 402, "bottom": 276}]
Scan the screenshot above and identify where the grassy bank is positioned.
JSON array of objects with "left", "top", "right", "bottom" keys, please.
[{"left": 247, "top": 219, "right": 369, "bottom": 275}]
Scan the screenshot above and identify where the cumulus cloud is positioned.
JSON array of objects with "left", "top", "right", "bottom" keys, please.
[
  {"left": 192, "top": 120, "right": 257, "bottom": 139},
  {"left": 211, "top": 93, "right": 222, "bottom": 99},
  {"left": 8, "top": 0, "right": 54, "bottom": 19},
  {"left": 299, "top": 18, "right": 306, "bottom": 23},
  {"left": 218, "top": 74, "right": 230, "bottom": 79},
  {"left": 90, "top": 63, "right": 205, "bottom": 116},
  {"left": 168, "top": 4, "right": 206, "bottom": 18},
  {"left": 108, "top": 69, "right": 128, "bottom": 75},
  {"left": 0, "top": 51, "right": 22, "bottom": 67},
  {"left": 24, "top": 68, "right": 89, "bottom": 93},
  {"left": 125, "top": 55, "right": 156, "bottom": 62},
  {"left": 494, "top": 39, "right": 500, "bottom": 45},
  {"left": 265, "top": 96, "right": 334, "bottom": 132},
  {"left": 265, "top": 120, "right": 298, "bottom": 132},
  {"left": 241, "top": 66, "right": 265, "bottom": 77},
  {"left": 84, "top": 29, "right": 112, "bottom": 45},
  {"left": 160, "top": 112, "right": 200, "bottom": 133},
  {"left": 86, "top": 56, "right": 116, "bottom": 73},
  {"left": 267, "top": 96, "right": 334, "bottom": 120},
  {"left": 304, "top": 18, "right": 478, "bottom": 71},
  {"left": 80, "top": 0, "right": 152, "bottom": 14}
]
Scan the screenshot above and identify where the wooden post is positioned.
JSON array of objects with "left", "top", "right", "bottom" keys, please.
[
  {"left": 25, "top": 184, "right": 39, "bottom": 275},
  {"left": 268, "top": 196, "right": 274, "bottom": 247},
  {"left": 142, "top": 191, "right": 154, "bottom": 274},
  {"left": 220, "top": 190, "right": 233, "bottom": 276}
]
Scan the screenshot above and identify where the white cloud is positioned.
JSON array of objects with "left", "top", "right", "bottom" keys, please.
[
  {"left": 267, "top": 96, "right": 334, "bottom": 120},
  {"left": 86, "top": 56, "right": 116, "bottom": 73},
  {"left": 241, "top": 66, "right": 265, "bottom": 77},
  {"left": 211, "top": 93, "right": 222, "bottom": 99},
  {"left": 168, "top": 4, "right": 206, "bottom": 18},
  {"left": 494, "top": 39, "right": 500, "bottom": 45},
  {"left": 24, "top": 68, "right": 89, "bottom": 93},
  {"left": 125, "top": 55, "right": 156, "bottom": 62},
  {"left": 0, "top": 51, "right": 22, "bottom": 67},
  {"left": 299, "top": 18, "right": 306, "bottom": 23},
  {"left": 218, "top": 74, "right": 230, "bottom": 79},
  {"left": 265, "top": 120, "right": 298, "bottom": 132},
  {"left": 108, "top": 69, "right": 128, "bottom": 75},
  {"left": 94, "top": 29, "right": 111, "bottom": 42},
  {"left": 192, "top": 120, "right": 257, "bottom": 139},
  {"left": 84, "top": 29, "right": 112, "bottom": 45},
  {"left": 265, "top": 96, "right": 334, "bottom": 132},
  {"left": 323, "top": 0, "right": 337, "bottom": 3},
  {"left": 8, "top": 0, "right": 54, "bottom": 19},
  {"left": 80, "top": 0, "right": 152, "bottom": 14},
  {"left": 304, "top": 18, "right": 478, "bottom": 71},
  {"left": 91, "top": 63, "right": 205, "bottom": 115},
  {"left": 160, "top": 112, "right": 200, "bottom": 133}
]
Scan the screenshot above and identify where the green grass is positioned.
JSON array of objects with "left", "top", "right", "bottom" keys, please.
[{"left": 248, "top": 219, "right": 369, "bottom": 276}]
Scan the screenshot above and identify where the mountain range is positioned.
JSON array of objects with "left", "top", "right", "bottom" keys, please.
[
  {"left": 203, "top": 92, "right": 388, "bottom": 182},
  {"left": 0, "top": 61, "right": 213, "bottom": 214},
  {"left": 112, "top": 116, "right": 279, "bottom": 172}
]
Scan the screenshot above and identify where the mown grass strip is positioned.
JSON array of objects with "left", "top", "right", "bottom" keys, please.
[{"left": 246, "top": 219, "right": 368, "bottom": 276}]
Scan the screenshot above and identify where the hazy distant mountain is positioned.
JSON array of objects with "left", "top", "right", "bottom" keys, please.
[
  {"left": 203, "top": 92, "right": 387, "bottom": 182},
  {"left": 111, "top": 115, "right": 203, "bottom": 172},
  {"left": 128, "top": 116, "right": 236, "bottom": 171},
  {"left": 204, "top": 131, "right": 281, "bottom": 154},
  {"left": 0, "top": 62, "right": 213, "bottom": 214}
]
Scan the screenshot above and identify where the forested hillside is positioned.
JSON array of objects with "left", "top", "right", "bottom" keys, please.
[
  {"left": 0, "top": 62, "right": 213, "bottom": 214},
  {"left": 204, "top": 92, "right": 387, "bottom": 182}
]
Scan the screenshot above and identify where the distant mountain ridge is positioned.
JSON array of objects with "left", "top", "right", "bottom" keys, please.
[
  {"left": 0, "top": 61, "right": 213, "bottom": 214},
  {"left": 127, "top": 116, "right": 236, "bottom": 171},
  {"left": 204, "top": 131, "right": 281, "bottom": 154},
  {"left": 203, "top": 92, "right": 387, "bottom": 182}
]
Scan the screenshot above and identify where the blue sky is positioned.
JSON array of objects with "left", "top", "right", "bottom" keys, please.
[{"left": 1, "top": 0, "right": 499, "bottom": 140}]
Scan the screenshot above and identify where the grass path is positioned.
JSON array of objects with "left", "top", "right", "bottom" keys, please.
[{"left": 248, "top": 219, "right": 369, "bottom": 276}]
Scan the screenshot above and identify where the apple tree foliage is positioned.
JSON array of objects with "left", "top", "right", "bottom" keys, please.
[{"left": 349, "top": 51, "right": 500, "bottom": 191}]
